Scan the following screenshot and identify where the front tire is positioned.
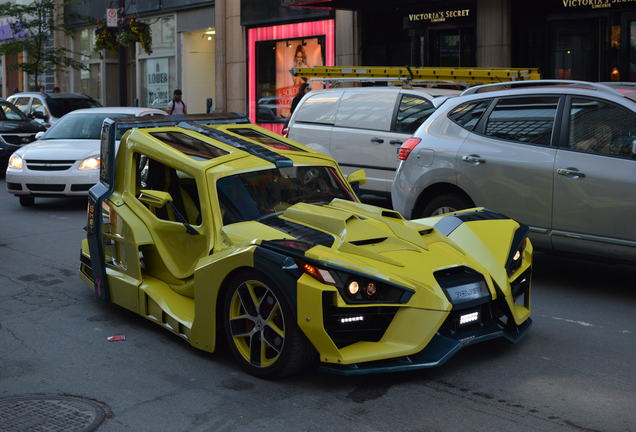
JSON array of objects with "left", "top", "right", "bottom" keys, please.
[
  {"left": 19, "top": 196, "right": 34, "bottom": 207},
  {"left": 417, "top": 193, "right": 471, "bottom": 217},
  {"left": 222, "top": 270, "right": 314, "bottom": 379}
]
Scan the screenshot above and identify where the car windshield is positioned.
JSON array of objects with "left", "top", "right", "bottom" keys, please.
[
  {"left": 43, "top": 113, "right": 132, "bottom": 140},
  {"left": 47, "top": 98, "right": 102, "bottom": 118},
  {"left": 217, "top": 166, "right": 355, "bottom": 225},
  {"left": 0, "top": 101, "right": 27, "bottom": 121}
]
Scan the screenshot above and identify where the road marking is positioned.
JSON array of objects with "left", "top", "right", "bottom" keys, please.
[{"left": 550, "top": 316, "right": 597, "bottom": 328}]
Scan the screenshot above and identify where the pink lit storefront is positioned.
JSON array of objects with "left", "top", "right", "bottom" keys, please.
[{"left": 247, "top": 19, "right": 335, "bottom": 134}]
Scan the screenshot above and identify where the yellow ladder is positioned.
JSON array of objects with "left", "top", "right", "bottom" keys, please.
[{"left": 291, "top": 66, "right": 541, "bottom": 83}]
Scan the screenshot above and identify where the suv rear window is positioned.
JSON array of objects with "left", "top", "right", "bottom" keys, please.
[
  {"left": 47, "top": 98, "right": 101, "bottom": 118},
  {"left": 484, "top": 96, "right": 559, "bottom": 145},
  {"left": 448, "top": 99, "right": 491, "bottom": 131}
]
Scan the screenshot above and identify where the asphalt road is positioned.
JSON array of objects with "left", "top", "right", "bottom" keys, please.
[{"left": 1, "top": 180, "right": 635, "bottom": 432}]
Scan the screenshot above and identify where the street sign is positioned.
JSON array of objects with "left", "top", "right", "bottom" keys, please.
[{"left": 106, "top": 8, "right": 118, "bottom": 28}]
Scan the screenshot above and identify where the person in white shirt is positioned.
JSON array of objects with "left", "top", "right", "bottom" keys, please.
[{"left": 167, "top": 89, "right": 187, "bottom": 115}]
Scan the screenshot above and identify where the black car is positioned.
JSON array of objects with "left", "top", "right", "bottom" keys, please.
[{"left": 0, "top": 99, "right": 46, "bottom": 170}]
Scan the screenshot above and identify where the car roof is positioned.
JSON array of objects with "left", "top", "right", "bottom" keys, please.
[
  {"left": 8, "top": 92, "right": 96, "bottom": 100},
  {"left": 65, "top": 107, "right": 167, "bottom": 116}
]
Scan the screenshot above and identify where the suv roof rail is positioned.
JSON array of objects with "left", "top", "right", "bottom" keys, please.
[{"left": 461, "top": 80, "right": 624, "bottom": 97}]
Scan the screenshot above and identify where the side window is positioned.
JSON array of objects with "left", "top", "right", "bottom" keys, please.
[
  {"left": 568, "top": 98, "right": 636, "bottom": 158},
  {"left": 485, "top": 96, "right": 559, "bottom": 145},
  {"left": 393, "top": 95, "right": 435, "bottom": 134},
  {"left": 335, "top": 91, "right": 397, "bottom": 131},
  {"left": 31, "top": 99, "right": 47, "bottom": 116},
  {"left": 448, "top": 99, "right": 492, "bottom": 131},
  {"left": 134, "top": 153, "right": 202, "bottom": 225},
  {"left": 293, "top": 92, "right": 340, "bottom": 125},
  {"left": 13, "top": 97, "right": 31, "bottom": 113}
]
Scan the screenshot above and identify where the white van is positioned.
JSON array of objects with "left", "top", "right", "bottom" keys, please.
[{"left": 286, "top": 86, "right": 458, "bottom": 195}]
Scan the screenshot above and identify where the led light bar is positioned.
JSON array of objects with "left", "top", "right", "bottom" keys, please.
[
  {"left": 459, "top": 311, "right": 479, "bottom": 326},
  {"left": 340, "top": 316, "right": 364, "bottom": 324}
]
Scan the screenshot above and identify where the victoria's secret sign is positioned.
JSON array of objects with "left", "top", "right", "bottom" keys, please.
[
  {"left": 404, "top": 8, "right": 472, "bottom": 28},
  {"left": 561, "top": 0, "right": 635, "bottom": 7}
]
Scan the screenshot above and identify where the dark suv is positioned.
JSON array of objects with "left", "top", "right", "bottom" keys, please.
[{"left": 0, "top": 99, "right": 46, "bottom": 170}]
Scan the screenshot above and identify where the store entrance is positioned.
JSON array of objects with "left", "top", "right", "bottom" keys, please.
[
  {"left": 413, "top": 28, "right": 475, "bottom": 67},
  {"left": 550, "top": 19, "right": 599, "bottom": 81}
]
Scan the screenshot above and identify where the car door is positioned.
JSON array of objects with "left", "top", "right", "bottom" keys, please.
[
  {"left": 332, "top": 90, "right": 398, "bottom": 194},
  {"left": 457, "top": 95, "right": 561, "bottom": 247},
  {"left": 552, "top": 96, "right": 636, "bottom": 261}
]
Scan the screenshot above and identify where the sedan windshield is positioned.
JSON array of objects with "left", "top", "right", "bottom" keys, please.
[
  {"left": 47, "top": 98, "right": 102, "bottom": 118},
  {"left": 43, "top": 113, "right": 132, "bottom": 140},
  {"left": 217, "top": 166, "right": 354, "bottom": 224}
]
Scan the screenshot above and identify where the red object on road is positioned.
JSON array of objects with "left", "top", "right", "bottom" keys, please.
[{"left": 106, "top": 335, "right": 126, "bottom": 342}]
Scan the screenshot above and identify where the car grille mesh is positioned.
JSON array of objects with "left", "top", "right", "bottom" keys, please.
[
  {"left": 25, "top": 159, "right": 75, "bottom": 171},
  {"left": 1, "top": 134, "right": 36, "bottom": 145}
]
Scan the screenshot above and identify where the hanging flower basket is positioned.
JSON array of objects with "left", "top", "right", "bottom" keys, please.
[{"left": 94, "top": 17, "right": 152, "bottom": 54}]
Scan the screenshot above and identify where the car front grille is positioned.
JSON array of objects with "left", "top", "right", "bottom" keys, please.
[
  {"left": 26, "top": 184, "right": 65, "bottom": 192},
  {"left": 1, "top": 134, "right": 36, "bottom": 145},
  {"left": 25, "top": 159, "right": 75, "bottom": 171},
  {"left": 322, "top": 292, "right": 398, "bottom": 348}
]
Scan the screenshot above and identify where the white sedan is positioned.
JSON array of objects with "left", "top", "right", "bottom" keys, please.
[{"left": 5, "top": 107, "right": 165, "bottom": 206}]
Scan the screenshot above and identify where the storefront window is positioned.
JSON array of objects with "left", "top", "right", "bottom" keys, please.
[
  {"left": 255, "top": 37, "right": 325, "bottom": 123},
  {"left": 630, "top": 21, "right": 636, "bottom": 81},
  {"left": 74, "top": 28, "right": 101, "bottom": 102},
  {"left": 139, "top": 16, "right": 176, "bottom": 110}
]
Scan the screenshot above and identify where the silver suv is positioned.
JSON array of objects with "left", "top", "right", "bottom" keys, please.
[
  {"left": 287, "top": 86, "right": 458, "bottom": 195},
  {"left": 392, "top": 80, "right": 636, "bottom": 261}
]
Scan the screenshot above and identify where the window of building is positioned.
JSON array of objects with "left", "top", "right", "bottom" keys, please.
[
  {"left": 448, "top": 99, "right": 491, "bottom": 131},
  {"left": 255, "top": 36, "right": 326, "bottom": 123},
  {"left": 392, "top": 95, "right": 435, "bottom": 134},
  {"left": 568, "top": 98, "right": 636, "bottom": 158},
  {"left": 139, "top": 16, "right": 176, "bottom": 111},
  {"left": 484, "top": 97, "right": 559, "bottom": 145},
  {"left": 74, "top": 28, "right": 102, "bottom": 103}
]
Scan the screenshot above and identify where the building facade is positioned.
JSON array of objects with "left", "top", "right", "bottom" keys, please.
[{"left": 64, "top": 0, "right": 215, "bottom": 112}]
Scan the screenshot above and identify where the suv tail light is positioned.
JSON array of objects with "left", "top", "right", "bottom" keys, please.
[
  {"left": 398, "top": 137, "right": 421, "bottom": 160},
  {"left": 282, "top": 127, "right": 289, "bottom": 137}
]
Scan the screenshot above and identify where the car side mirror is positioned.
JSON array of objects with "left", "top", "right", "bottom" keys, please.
[
  {"left": 35, "top": 131, "right": 45, "bottom": 140},
  {"left": 347, "top": 169, "right": 366, "bottom": 195},
  {"left": 30, "top": 111, "right": 46, "bottom": 120},
  {"left": 138, "top": 189, "right": 172, "bottom": 209}
]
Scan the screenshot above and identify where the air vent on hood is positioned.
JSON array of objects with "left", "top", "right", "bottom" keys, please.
[
  {"left": 381, "top": 210, "right": 403, "bottom": 219},
  {"left": 349, "top": 237, "right": 388, "bottom": 246}
]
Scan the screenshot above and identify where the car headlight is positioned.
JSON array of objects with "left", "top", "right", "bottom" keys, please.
[
  {"left": 298, "top": 260, "right": 414, "bottom": 304},
  {"left": 78, "top": 156, "right": 100, "bottom": 170},
  {"left": 506, "top": 236, "right": 528, "bottom": 276},
  {"left": 8, "top": 154, "right": 23, "bottom": 169}
]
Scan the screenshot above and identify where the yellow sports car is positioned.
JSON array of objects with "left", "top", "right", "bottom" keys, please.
[{"left": 80, "top": 114, "right": 532, "bottom": 378}]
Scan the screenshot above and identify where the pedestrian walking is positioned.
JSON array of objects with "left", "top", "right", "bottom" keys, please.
[{"left": 167, "top": 89, "right": 187, "bottom": 115}]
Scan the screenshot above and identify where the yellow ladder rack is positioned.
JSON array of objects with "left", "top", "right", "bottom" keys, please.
[{"left": 291, "top": 66, "right": 541, "bottom": 83}]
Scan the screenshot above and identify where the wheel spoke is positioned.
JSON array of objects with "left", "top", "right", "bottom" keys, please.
[
  {"left": 266, "top": 320, "right": 284, "bottom": 338},
  {"left": 237, "top": 284, "right": 257, "bottom": 316},
  {"left": 249, "top": 332, "right": 262, "bottom": 366},
  {"left": 244, "top": 281, "right": 263, "bottom": 311},
  {"left": 258, "top": 290, "right": 277, "bottom": 320},
  {"left": 229, "top": 316, "right": 253, "bottom": 338},
  {"left": 262, "top": 326, "right": 283, "bottom": 354}
]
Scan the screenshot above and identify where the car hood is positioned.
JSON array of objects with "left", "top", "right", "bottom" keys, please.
[
  {"left": 15, "top": 139, "right": 100, "bottom": 160},
  {"left": 222, "top": 199, "right": 509, "bottom": 311},
  {"left": 0, "top": 120, "right": 45, "bottom": 133}
]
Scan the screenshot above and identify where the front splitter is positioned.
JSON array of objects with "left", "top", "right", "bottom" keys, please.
[{"left": 320, "top": 318, "right": 532, "bottom": 375}]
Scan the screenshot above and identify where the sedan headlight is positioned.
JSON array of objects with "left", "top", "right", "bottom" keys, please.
[
  {"left": 8, "top": 154, "right": 23, "bottom": 169},
  {"left": 78, "top": 156, "right": 100, "bottom": 170},
  {"left": 299, "top": 260, "right": 414, "bottom": 304}
]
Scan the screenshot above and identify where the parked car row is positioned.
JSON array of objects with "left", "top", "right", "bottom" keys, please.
[{"left": 287, "top": 80, "right": 636, "bottom": 263}]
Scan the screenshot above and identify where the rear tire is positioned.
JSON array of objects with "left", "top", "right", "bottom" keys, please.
[
  {"left": 19, "top": 196, "right": 34, "bottom": 207},
  {"left": 416, "top": 193, "right": 471, "bottom": 218},
  {"left": 222, "top": 269, "right": 315, "bottom": 379}
]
